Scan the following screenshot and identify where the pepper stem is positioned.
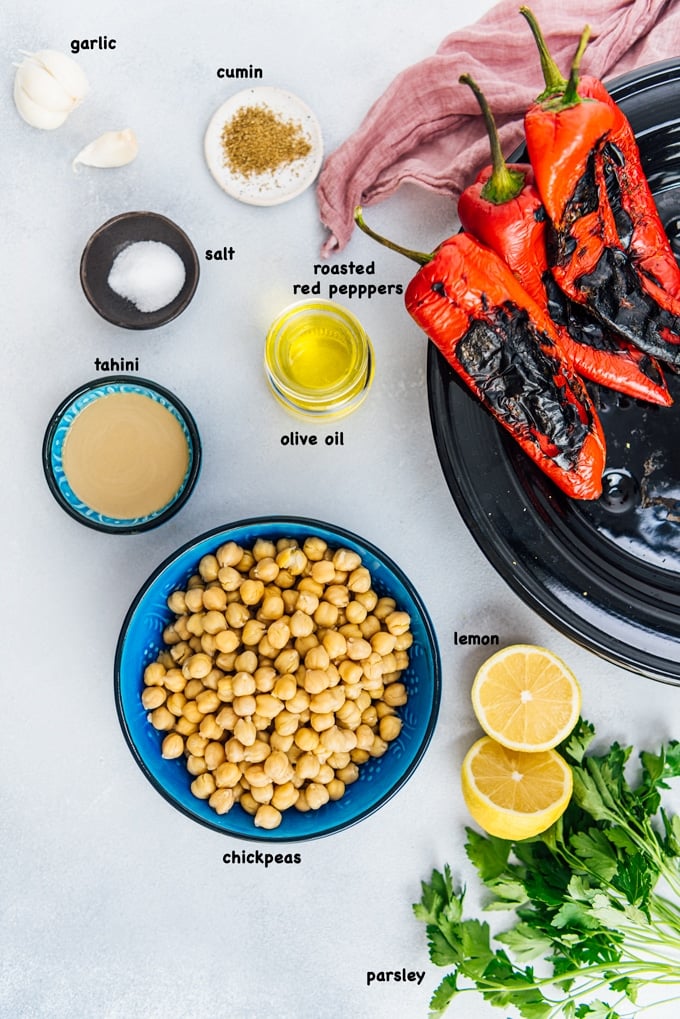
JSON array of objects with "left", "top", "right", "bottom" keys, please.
[
  {"left": 459, "top": 74, "right": 525, "bottom": 205},
  {"left": 519, "top": 6, "right": 567, "bottom": 99},
  {"left": 353, "top": 206, "right": 432, "bottom": 265},
  {"left": 563, "top": 25, "right": 591, "bottom": 107}
]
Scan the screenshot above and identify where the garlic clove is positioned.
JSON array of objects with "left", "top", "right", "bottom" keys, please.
[
  {"left": 13, "top": 76, "right": 70, "bottom": 129},
  {"left": 13, "top": 49, "right": 89, "bottom": 128},
  {"left": 72, "top": 129, "right": 139, "bottom": 171},
  {"left": 27, "top": 50, "right": 89, "bottom": 107},
  {"left": 15, "top": 59, "right": 74, "bottom": 113}
]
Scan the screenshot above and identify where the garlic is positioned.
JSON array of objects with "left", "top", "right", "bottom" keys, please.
[
  {"left": 72, "top": 129, "right": 139, "bottom": 171},
  {"left": 13, "top": 49, "right": 89, "bottom": 129}
]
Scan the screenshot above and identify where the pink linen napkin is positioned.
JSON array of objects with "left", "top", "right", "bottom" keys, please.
[{"left": 317, "top": 0, "right": 680, "bottom": 256}]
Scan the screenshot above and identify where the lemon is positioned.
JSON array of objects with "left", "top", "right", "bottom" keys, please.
[
  {"left": 461, "top": 736, "right": 573, "bottom": 840},
  {"left": 471, "top": 644, "right": 581, "bottom": 753}
]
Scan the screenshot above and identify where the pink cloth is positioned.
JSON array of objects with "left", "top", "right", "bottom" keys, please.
[{"left": 317, "top": 0, "right": 680, "bottom": 256}]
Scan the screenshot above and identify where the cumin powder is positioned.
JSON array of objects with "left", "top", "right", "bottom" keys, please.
[{"left": 221, "top": 103, "right": 312, "bottom": 177}]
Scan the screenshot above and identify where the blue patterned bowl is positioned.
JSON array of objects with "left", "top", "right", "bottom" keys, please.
[
  {"left": 114, "top": 517, "right": 441, "bottom": 841},
  {"left": 42, "top": 376, "right": 201, "bottom": 534}
]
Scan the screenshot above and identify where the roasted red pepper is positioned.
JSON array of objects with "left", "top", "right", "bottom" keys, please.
[
  {"left": 457, "top": 74, "right": 671, "bottom": 406},
  {"left": 353, "top": 207, "right": 606, "bottom": 500},
  {"left": 524, "top": 26, "right": 680, "bottom": 368},
  {"left": 522, "top": 6, "right": 680, "bottom": 307}
]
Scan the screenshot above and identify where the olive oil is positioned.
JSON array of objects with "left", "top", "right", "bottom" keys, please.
[{"left": 265, "top": 300, "right": 373, "bottom": 419}]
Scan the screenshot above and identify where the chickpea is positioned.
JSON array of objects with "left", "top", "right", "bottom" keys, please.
[
  {"left": 273, "top": 673, "right": 297, "bottom": 701},
  {"left": 183, "top": 653, "right": 213, "bottom": 680},
  {"left": 274, "top": 648, "right": 299, "bottom": 675},
  {"left": 311, "top": 560, "right": 335, "bottom": 585},
  {"left": 296, "top": 752, "right": 320, "bottom": 780},
  {"left": 310, "top": 711, "right": 334, "bottom": 733},
  {"left": 339, "top": 660, "right": 363, "bottom": 685},
  {"left": 203, "top": 741, "right": 225, "bottom": 771},
  {"left": 270, "top": 731, "right": 295, "bottom": 753},
  {"left": 251, "top": 557, "right": 279, "bottom": 583},
  {"left": 250, "top": 782, "right": 274, "bottom": 805},
  {"left": 303, "top": 669, "right": 329, "bottom": 695},
  {"left": 379, "top": 715, "right": 403, "bottom": 743},
  {"left": 175, "top": 717, "right": 198, "bottom": 736},
  {"left": 294, "top": 790, "right": 311, "bottom": 812},
  {"left": 359, "top": 615, "right": 381, "bottom": 640},
  {"left": 214, "top": 761, "right": 242, "bottom": 788},
  {"left": 336, "top": 762, "right": 360, "bottom": 785},
  {"left": 327, "top": 778, "right": 345, "bottom": 801},
  {"left": 148, "top": 706, "right": 175, "bottom": 731},
  {"left": 254, "top": 804, "right": 282, "bottom": 829},
  {"left": 186, "top": 754, "right": 207, "bottom": 776},
  {"left": 264, "top": 750, "right": 294, "bottom": 784},
  {"left": 286, "top": 689, "right": 310, "bottom": 714},
  {"left": 351, "top": 748, "right": 370, "bottom": 764},
  {"left": 191, "top": 773, "right": 216, "bottom": 799},
  {"left": 242, "top": 739, "right": 271, "bottom": 763},
  {"left": 239, "top": 791, "right": 259, "bottom": 816},
  {"left": 232, "top": 672, "right": 256, "bottom": 697},
  {"left": 233, "top": 717, "right": 257, "bottom": 746},
  {"left": 289, "top": 610, "right": 314, "bottom": 638},
  {"left": 383, "top": 682, "right": 408, "bottom": 707},
  {"left": 235, "top": 650, "right": 258, "bottom": 674},
  {"left": 327, "top": 751, "right": 351, "bottom": 770},
  {"left": 209, "top": 788, "right": 235, "bottom": 815},
  {"left": 347, "top": 566, "right": 372, "bottom": 593},
  {"left": 295, "top": 727, "right": 319, "bottom": 752},
  {"left": 166, "top": 692, "right": 187, "bottom": 717},
  {"left": 203, "top": 586, "right": 228, "bottom": 612},
  {"left": 184, "top": 588, "right": 204, "bottom": 614},
  {"left": 346, "top": 600, "right": 368, "bottom": 624},
  {"left": 275, "top": 545, "right": 307, "bottom": 575},
  {"left": 274, "top": 710, "right": 299, "bottom": 737},
  {"left": 141, "top": 687, "right": 166, "bottom": 710},
  {"left": 355, "top": 724, "right": 376, "bottom": 751},
  {"left": 200, "top": 715, "right": 224, "bottom": 741},
  {"left": 356, "top": 588, "right": 378, "bottom": 611},
  {"left": 163, "top": 668, "right": 186, "bottom": 693},
  {"left": 216, "top": 541, "right": 242, "bottom": 567},
  {"left": 309, "top": 688, "right": 345, "bottom": 714},
  {"left": 306, "top": 782, "right": 330, "bottom": 810},
  {"left": 385, "top": 610, "right": 411, "bottom": 635},
  {"left": 225, "top": 737, "right": 246, "bottom": 762},
  {"left": 271, "top": 782, "right": 299, "bottom": 811},
  {"left": 255, "top": 694, "right": 284, "bottom": 719},
  {"left": 298, "top": 577, "right": 324, "bottom": 598},
  {"left": 167, "top": 590, "right": 187, "bottom": 615},
  {"left": 267, "top": 618, "right": 291, "bottom": 650},
  {"left": 161, "top": 732, "right": 184, "bottom": 759},
  {"left": 241, "top": 619, "right": 266, "bottom": 646},
  {"left": 346, "top": 638, "right": 372, "bottom": 661},
  {"left": 253, "top": 537, "right": 276, "bottom": 561},
  {"left": 143, "top": 661, "right": 167, "bottom": 687},
  {"left": 303, "top": 536, "right": 327, "bottom": 561},
  {"left": 196, "top": 689, "right": 220, "bottom": 714}
]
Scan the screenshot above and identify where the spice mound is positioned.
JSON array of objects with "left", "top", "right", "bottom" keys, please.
[
  {"left": 142, "top": 535, "right": 412, "bottom": 831},
  {"left": 108, "top": 241, "right": 186, "bottom": 313},
  {"left": 221, "top": 103, "right": 312, "bottom": 178}
]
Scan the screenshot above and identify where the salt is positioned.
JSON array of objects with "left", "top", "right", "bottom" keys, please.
[{"left": 107, "top": 240, "right": 186, "bottom": 313}]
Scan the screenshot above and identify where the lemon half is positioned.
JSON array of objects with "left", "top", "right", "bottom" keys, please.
[{"left": 471, "top": 644, "right": 581, "bottom": 753}]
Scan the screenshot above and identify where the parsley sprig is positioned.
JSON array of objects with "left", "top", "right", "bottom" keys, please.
[{"left": 414, "top": 720, "right": 680, "bottom": 1018}]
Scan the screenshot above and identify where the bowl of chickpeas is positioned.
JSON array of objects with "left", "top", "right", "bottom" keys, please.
[{"left": 115, "top": 516, "right": 441, "bottom": 841}]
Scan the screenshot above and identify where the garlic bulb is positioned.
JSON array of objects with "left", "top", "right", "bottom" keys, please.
[
  {"left": 14, "top": 50, "right": 89, "bottom": 129},
  {"left": 72, "top": 129, "right": 139, "bottom": 171}
]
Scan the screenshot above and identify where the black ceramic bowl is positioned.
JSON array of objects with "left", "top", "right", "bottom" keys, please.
[
  {"left": 428, "top": 58, "right": 680, "bottom": 684},
  {"left": 42, "top": 375, "right": 202, "bottom": 534},
  {"left": 80, "top": 212, "right": 200, "bottom": 330}
]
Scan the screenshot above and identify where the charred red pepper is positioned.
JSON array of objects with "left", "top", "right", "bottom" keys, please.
[
  {"left": 522, "top": 6, "right": 680, "bottom": 307},
  {"left": 456, "top": 73, "right": 671, "bottom": 406},
  {"left": 524, "top": 26, "right": 680, "bottom": 367},
  {"left": 353, "top": 207, "right": 606, "bottom": 500}
]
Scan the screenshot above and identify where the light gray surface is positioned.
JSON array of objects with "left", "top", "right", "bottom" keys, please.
[{"left": 2, "top": 2, "right": 680, "bottom": 1017}]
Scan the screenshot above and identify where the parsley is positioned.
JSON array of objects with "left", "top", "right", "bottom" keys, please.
[{"left": 414, "top": 720, "right": 680, "bottom": 1018}]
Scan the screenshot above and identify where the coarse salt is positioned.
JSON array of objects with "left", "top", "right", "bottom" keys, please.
[{"left": 108, "top": 240, "right": 186, "bottom": 313}]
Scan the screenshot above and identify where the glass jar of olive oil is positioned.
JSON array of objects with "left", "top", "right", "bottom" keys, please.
[{"left": 264, "top": 300, "right": 374, "bottom": 419}]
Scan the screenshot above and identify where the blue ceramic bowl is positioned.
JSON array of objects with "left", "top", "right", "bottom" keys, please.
[
  {"left": 42, "top": 376, "right": 201, "bottom": 534},
  {"left": 115, "top": 517, "right": 441, "bottom": 841}
]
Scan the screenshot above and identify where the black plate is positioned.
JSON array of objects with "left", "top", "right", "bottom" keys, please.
[{"left": 427, "top": 58, "right": 680, "bottom": 685}]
